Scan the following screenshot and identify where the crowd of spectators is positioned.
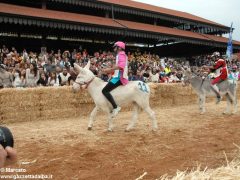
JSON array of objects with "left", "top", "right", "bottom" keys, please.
[{"left": 0, "top": 45, "right": 239, "bottom": 88}]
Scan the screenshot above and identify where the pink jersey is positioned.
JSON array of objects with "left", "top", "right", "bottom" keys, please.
[{"left": 112, "top": 51, "right": 129, "bottom": 85}]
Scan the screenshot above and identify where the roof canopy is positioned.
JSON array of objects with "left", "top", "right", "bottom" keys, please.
[
  {"left": 0, "top": 3, "right": 239, "bottom": 49},
  {"left": 99, "top": 0, "right": 227, "bottom": 28},
  {"left": 50, "top": 0, "right": 229, "bottom": 31}
]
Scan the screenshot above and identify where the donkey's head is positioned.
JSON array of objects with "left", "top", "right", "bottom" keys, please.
[
  {"left": 72, "top": 61, "right": 95, "bottom": 92},
  {"left": 182, "top": 68, "right": 192, "bottom": 86}
]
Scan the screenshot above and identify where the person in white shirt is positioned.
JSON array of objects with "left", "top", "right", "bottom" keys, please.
[
  {"left": 58, "top": 67, "right": 71, "bottom": 86},
  {"left": 149, "top": 68, "right": 159, "bottom": 83},
  {"left": 169, "top": 72, "right": 180, "bottom": 83},
  {"left": 25, "top": 63, "right": 39, "bottom": 87},
  {"left": 13, "top": 69, "right": 24, "bottom": 87},
  {"left": 48, "top": 72, "right": 59, "bottom": 86},
  {"left": 22, "top": 49, "right": 29, "bottom": 61}
]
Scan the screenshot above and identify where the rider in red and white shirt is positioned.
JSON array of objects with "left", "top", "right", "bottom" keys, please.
[{"left": 209, "top": 52, "right": 228, "bottom": 104}]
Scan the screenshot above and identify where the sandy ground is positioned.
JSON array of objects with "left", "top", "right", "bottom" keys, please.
[{"left": 3, "top": 102, "right": 240, "bottom": 180}]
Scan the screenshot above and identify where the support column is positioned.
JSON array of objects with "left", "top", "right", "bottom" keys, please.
[
  {"left": 111, "top": 5, "right": 115, "bottom": 19},
  {"left": 42, "top": 0, "right": 47, "bottom": 9},
  {"left": 154, "top": 19, "right": 157, "bottom": 25},
  {"left": 105, "top": 11, "right": 110, "bottom": 18}
]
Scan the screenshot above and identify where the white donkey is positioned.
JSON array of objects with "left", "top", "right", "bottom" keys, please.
[
  {"left": 183, "top": 70, "right": 238, "bottom": 115},
  {"left": 72, "top": 61, "right": 158, "bottom": 132}
]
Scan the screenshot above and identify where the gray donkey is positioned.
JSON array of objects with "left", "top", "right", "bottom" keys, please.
[
  {"left": 183, "top": 70, "right": 238, "bottom": 114},
  {"left": 0, "top": 64, "right": 13, "bottom": 88}
]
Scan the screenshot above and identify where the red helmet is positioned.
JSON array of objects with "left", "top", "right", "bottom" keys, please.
[
  {"left": 211, "top": 52, "right": 220, "bottom": 58},
  {"left": 113, "top": 41, "right": 125, "bottom": 50}
]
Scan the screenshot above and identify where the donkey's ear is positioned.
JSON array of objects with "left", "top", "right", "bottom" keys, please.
[
  {"left": 74, "top": 63, "right": 82, "bottom": 72},
  {"left": 84, "top": 60, "right": 91, "bottom": 70}
]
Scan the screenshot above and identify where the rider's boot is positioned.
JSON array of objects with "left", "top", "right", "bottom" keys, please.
[
  {"left": 111, "top": 106, "right": 121, "bottom": 118},
  {"left": 211, "top": 84, "right": 222, "bottom": 104}
]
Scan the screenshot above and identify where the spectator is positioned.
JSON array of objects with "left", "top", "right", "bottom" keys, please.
[
  {"left": 13, "top": 69, "right": 23, "bottom": 87},
  {"left": 70, "top": 49, "right": 77, "bottom": 67},
  {"left": 37, "top": 72, "right": 48, "bottom": 86},
  {"left": 30, "top": 54, "right": 37, "bottom": 64},
  {"left": 20, "top": 69, "right": 26, "bottom": 87},
  {"left": 129, "top": 58, "right": 138, "bottom": 75},
  {"left": 229, "top": 65, "right": 239, "bottom": 82},
  {"left": 149, "top": 68, "right": 159, "bottom": 83},
  {"left": 142, "top": 68, "right": 150, "bottom": 82},
  {"left": 164, "top": 64, "right": 171, "bottom": 75},
  {"left": 160, "top": 72, "right": 168, "bottom": 83},
  {"left": 90, "top": 62, "right": 98, "bottom": 76},
  {"left": 43, "top": 59, "right": 56, "bottom": 74},
  {"left": 48, "top": 72, "right": 59, "bottom": 86},
  {"left": 58, "top": 67, "right": 71, "bottom": 86},
  {"left": 60, "top": 56, "right": 71, "bottom": 68},
  {"left": 1, "top": 45, "right": 239, "bottom": 88},
  {"left": 169, "top": 72, "right": 181, "bottom": 83},
  {"left": 22, "top": 49, "right": 28, "bottom": 61},
  {"left": 176, "top": 70, "right": 183, "bottom": 81},
  {"left": 68, "top": 67, "right": 77, "bottom": 86},
  {"left": 2, "top": 45, "right": 9, "bottom": 56},
  {"left": 26, "top": 63, "right": 39, "bottom": 87},
  {"left": 55, "top": 66, "right": 62, "bottom": 77}
]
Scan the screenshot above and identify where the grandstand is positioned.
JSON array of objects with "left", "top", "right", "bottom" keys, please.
[{"left": 0, "top": 0, "right": 239, "bottom": 56}]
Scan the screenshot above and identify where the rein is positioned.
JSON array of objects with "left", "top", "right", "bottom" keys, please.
[{"left": 75, "top": 77, "right": 95, "bottom": 89}]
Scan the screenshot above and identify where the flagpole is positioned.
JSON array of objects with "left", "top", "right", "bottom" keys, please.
[{"left": 226, "top": 22, "right": 233, "bottom": 63}]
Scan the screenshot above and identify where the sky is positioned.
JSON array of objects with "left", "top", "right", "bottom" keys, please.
[{"left": 134, "top": 0, "right": 240, "bottom": 41}]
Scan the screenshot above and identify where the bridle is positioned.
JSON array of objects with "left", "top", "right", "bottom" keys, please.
[{"left": 74, "top": 77, "right": 95, "bottom": 89}]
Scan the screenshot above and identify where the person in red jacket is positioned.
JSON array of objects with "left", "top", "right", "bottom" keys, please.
[{"left": 209, "top": 52, "right": 228, "bottom": 104}]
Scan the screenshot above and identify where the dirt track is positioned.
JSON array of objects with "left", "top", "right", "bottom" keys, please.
[{"left": 4, "top": 102, "right": 240, "bottom": 180}]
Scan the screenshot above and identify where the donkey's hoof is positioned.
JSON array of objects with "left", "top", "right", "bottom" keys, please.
[
  {"left": 200, "top": 112, "right": 205, "bottom": 115},
  {"left": 152, "top": 127, "right": 158, "bottom": 132},
  {"left": 125, "top": 128, "right": 131, "bottom": 132},
  {"left": 107, "top": 128, "right": 113, "bottom": 132},
  {"left": 223, "top": 111, "right": 230, "bottom": 115},
  {"left": 88, "top": 127, "right": 92, "bottom": 131}
]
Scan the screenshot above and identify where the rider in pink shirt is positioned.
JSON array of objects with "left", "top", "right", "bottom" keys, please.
[{"left": 102, "top": 41, "right": 128, "bottom": 117}]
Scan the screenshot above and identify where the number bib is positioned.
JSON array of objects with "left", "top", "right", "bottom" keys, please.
[{"left": 138, "top": 82, "right": 149, "bottom": 93}]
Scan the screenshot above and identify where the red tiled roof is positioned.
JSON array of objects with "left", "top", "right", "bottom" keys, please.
[
  {"left": 0, "top": 3, "right": 122, "bottom": 28},
  {"left": 204, "top": 34, "right": 240, "bottom": 45},
  {"left": 99, "top": 0, "right": 227, "bottom": 28},
  {"left": 117, "top": 19, "right": 240, "bottom": 45},
  {"left": 0, "top": 3, "right": 239, "bottom": 46}
]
